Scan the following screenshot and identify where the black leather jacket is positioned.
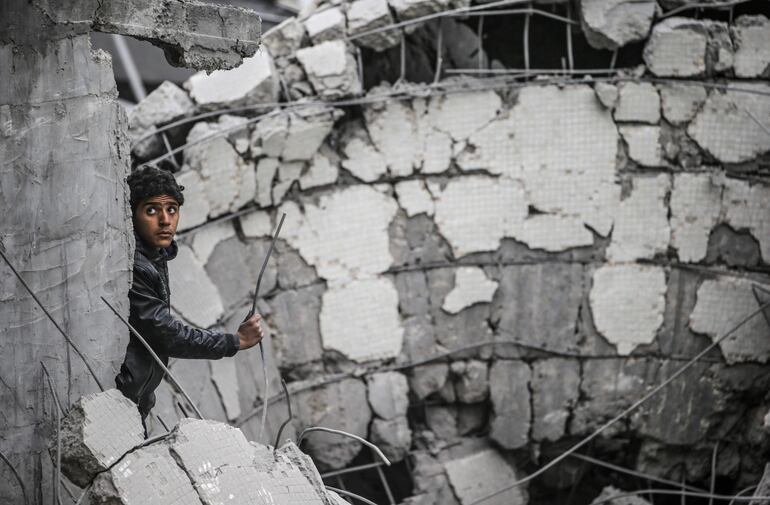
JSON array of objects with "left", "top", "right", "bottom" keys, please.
[{"left": 116, "top": 235, "right": 239, "bottom": 418}]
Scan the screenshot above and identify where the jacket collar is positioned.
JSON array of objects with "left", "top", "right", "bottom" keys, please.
[{"left": 134, "top": 232, "right": 178, "bottom": 263}]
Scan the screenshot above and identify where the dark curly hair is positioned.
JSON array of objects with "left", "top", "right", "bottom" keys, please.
[{"left": 127, "top": 166, "right": 185, "bottom": 214}]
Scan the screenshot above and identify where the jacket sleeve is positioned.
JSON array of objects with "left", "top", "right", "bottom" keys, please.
[{"left": 129, "top": 263, "right": 239, "bottom": 359}]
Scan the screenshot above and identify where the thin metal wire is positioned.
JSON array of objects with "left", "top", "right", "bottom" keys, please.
[
  {"left": 321, "top": 461, "right": 385, "bottom": 479},
  {"left": 729, "top": 486, "right": 757, "bottom": 505},
  {"left": 399, "top": 33, "right": 407, "bottom": 85},
  {"left": 0, "top": 246, "right": 105, "bottom": 391},
  {"left": 745, "top": 108, "right": 770, "bottom": 137},
  {"left": 375, "top": 464, "right": 396, "bottom": 505},
  {"left": 0, "top": 449, "right": 29, "bottom": 505},
  {"left": 523, "top": 11, "right": 530, "bottom": 74},
  {"left": 477, "top": 16, "right": 485, "bottom": 70},
  {"left": 709, "top": 441, "right": 720, "bottom": 505},
  {"left": 590, "top": 488, "right": 770, "bottom": 505},
  {"left": 569, "top": 453, "right": 706, "bottom": 493},
  {"left": 297, "top": 427, "right": 391, "bottom": 466},
  {"left": 459, "top": 7, "right": 578, "bottom": 23},
  {"left": 433, "top": 19, "right": 444, "bottom": 84},
  {"left": 74, "top": 486, "right": 90, "bottom": 505},
  {"left": 326, "top": 486, "right": 379, "bottom": 505},
  {"left": 273, "top": 378, "right": 294, "bottom": 448},
  {"left": 610, "top": 49, "right": 618, "bottom": 69},
  {"left": 444, "top": 67, "right": 631, "bottom": 75},
  {"left": 100, "top": 296, "right": 204, "bottom": 419},
  {"left": 41, "top": 362, "right": 62, "bottom": 505},
  {"left": 661, "top": 0, "right": 752, "bottom": 18},
  {"left": 469, "top": 300, "right": 770, "bottom": 504},
  {"left": 565, "top": 2, "right": 574, "bottom": 71}
]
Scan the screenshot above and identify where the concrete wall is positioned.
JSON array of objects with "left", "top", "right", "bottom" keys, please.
[{"left": 132, "top": 10, "right": 770, "bottom": 503}]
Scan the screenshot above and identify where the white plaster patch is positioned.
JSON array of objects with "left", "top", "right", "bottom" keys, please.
[
  {"left": 184, "top": 50, "right": 279, "bottom": 107},
  {"left": 304, "top": 7, "right": 346, "bottom": 43},
  {"left": 658, "top": 83, "right": 707, "bottom": 125},
  {"left": 722, "top": 178, "right": 770, "bottom": 261},
  {"left": 516, "top": 214, "right": 595, "bottom": 251},
  {"left": 620, "top": 125, "right": 664, "bottom": 167},
  {"left": 614, "top": 82, "right": 661, "bottom": 124},
  {"left": 688, "top": 83, "right": 770, "bottom": 164},
  {"left": 342, "top": 135, "right": 388, "bottom": 182},
  {"left": 426, "top": 90, "right": 502, "bottom": 142},
  {"left": 279, "top": 185, "right": 398, "bottom": 282},
  {"left": 420, "top": 128, "right": 453, "bottom": 174},
  {"left": 168, "top": 244, "right": 224, "bottom": 328},
  {"left": 210, "top": 359, "right": 241, "bottom": 421},
  {"left": 643, "top": 18, "right": 708, "bottom": 77},
  {"left": 607, "top": 174, "right": 671, "bottom": 262},
  {"left": 272, "top": 161, "right": 303, "bottom": 204},
  {"left": 240, "top": 210, "right": 273, "bottom": 238},
  {"left": 690, "top": 277, "right": 770, "bottom": 364},
  {"left": 432, "top": 176, "right": 528, "bottom": 257},
  {"left": 189, "top": 220, "right": 236, "bottom": 264},
  {"left": 670, "top": 173, "right": 722, "bottom": 262},
  {"left": 295, "top": 40, "right": 363, "bottom": 99},
  {"left": 394, "top": 179, "right": 434, "bottom": 217},
  {"left": 442, "top": 267, "right": 499, "bottom": 314},
  {"left": 458, "top": 85, "right": 620, "bottom": 238},
  {"left": 364, "top": 98, "right": 419, "bottom": 177},
  {"left": 731, "top": 15, "right": 770, "bottom": 78},
  {"left": 589, "top": 264, "right": 667, "bottom": 355},
  {"left": 176, "top": 169, "right": 209, "bottom": 231},
  {"left": 300, "top": 149, "right": 339, "bottom": 190},
  {"left": 320, "top": 278, "right": 403, "bottom": 362}
]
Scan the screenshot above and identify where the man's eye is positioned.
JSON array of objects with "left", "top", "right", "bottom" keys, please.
[
  {"left": 146, "top": 208, "right": 157, "bottom": 215},
  {"left": 168, "top": 207, "right": 177, "bottom": 215}
]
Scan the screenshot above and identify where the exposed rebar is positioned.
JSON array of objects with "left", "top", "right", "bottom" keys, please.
[
  {"left": 273, "top": 379, "right": 294, "bottom": 449},
  {"left": 101, "top": 296, "right": 204, "bottom": 419},
  {"left": 326, "top": 486, "right": 379, "bottom": 505},
  {"left": 0, "top": 246, "right": 105, "bottom": 391},
  {"left": 297, "top": 427, "right": 391, "bottom": 467}
]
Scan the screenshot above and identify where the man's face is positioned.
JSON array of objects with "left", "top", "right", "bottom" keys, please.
[{"left": 134, "top": 195, "right": 180, "bottom": 249}]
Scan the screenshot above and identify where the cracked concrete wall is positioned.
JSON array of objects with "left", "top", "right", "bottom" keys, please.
[{"left": 122, "top": 9, "right": 770, "bottom": 505}]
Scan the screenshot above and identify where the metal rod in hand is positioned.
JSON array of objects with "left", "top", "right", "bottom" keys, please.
[
  {"left": 273, "top": 379, "right": 293, "bottom": 448},
  {"left": 0, "top": 246, "right": 105, "bottom": 391},
  {"left": 246, "top": 213, "right": 286, "bottom": 443},
  {"left": 100, "top": 296, "right": 204, "bottom": 419}
]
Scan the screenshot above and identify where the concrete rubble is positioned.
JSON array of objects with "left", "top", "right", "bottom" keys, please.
[
  {"left": 128, "top": 81, "right": 194, "bottom": 159},
  {"left": 731, "top": 15, "right": 770, "bottom": 78},
  {"left": 296, "top": 41, "right": 363, "bottom": 99},
  {"left": 644, "top": 17, "right": 734, "bottom": 76},
  {"left": 347, "top": 0, "right": 401, "bottom": 51}
]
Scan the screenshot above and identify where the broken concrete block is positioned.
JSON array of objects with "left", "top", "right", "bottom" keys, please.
[
  {"left": 491, "top": 264, "right": 585, "bottom": 353},
  {"left": 644, "top": 18, "right": 733, "bottom": 76},
  {"left": 58, "top": 389, "right": 144, "bottom": 487},
  {"left": 296, "top": 40, "right": 363, "bottom": 99},
  {"left": 580, "top": 0, "right": 656, "bottom": 50},
  {"left": 299, "top": 148, "right": 339, "bottom": 190},
  {"left": 420, "top": 128, "right": 453, "bottom": 174},
  {"left": 732, "top": 15, "right": 770, "bottom": 78},
  {"left": 93, "top": 0, "right": 261, "bottom": 71},
  {"left": 457, "top": 405, "right": 487, "bottom": 436},
  {"left": 305, "top": 7, "right": 347, "bottom": 44},
  {"left": 531, "top": 358, "right": 580, "bottom": 442},
  {"left": 255, "top": 157, "right": 279, "bottom": 208},
  {"left": 268, "top": 285, "right": 325, "bottom": 367},
  {"left": 426, "top": 90, "right": 501, "bottom": 142},
  {"left": 433, "top": 176, "right": 527, "bottom": 257},
  {"left": 367, "top": 371, "right": 409, "bottom": 420},
  {"left": 190, "top": 221, "right": 237, "bottom": 264},
  {"left": 320, "top": 278, "right": 404, "bottom": 362},
  {"left": 389, "top": 0, "right": 452, "bottom": 28},
  {"left": 705, "top": 224, "right": 762, "bottom": 267},
  {"left": 620, "top": 125, "right": 664, "bottom": 167},
  {"left": 341, "top": 128, "right": 389, "bottom": 182},
  {"left": 589, "top": 264, "right": 667, "bottom": 355},
  {"left": 176, "top": 168, "right": 209, "bottom": 231},
  {"left": 442, "top": 267, "right": 498, "bottom": 315},
  {"left": 276, "top": 242, "right": 319, "bottom": 290},
  {"left": 128, "top": 81, "right": 194, "bottom": 158},
  {"left": 453, "top": 360, "right": 489, "bottom": 404},
  {"left": 458, "top": 85, "right": 620, "bottom": 239},
  {"left": 90, "top": 442, "right": 202, "bottom": 505},
  {"left": 489, "top": 360, "right": 531, "bottom": 450},
  {"left": 217, "top": 114, "right": 251, "bottom": 154},
  {"left": 594, "top": 82, "right": 619, "bottom": 109},
  {"left": 204, "top": 236, "right": 276, "bottom": 311},
  {"left": 614, "top": 82, "right": 660, "bottom": 124},
  {"left": 272, "top": 161, "right": 303, "bottom": 204},
  {"left": 293, "top": 378, "right": 372, "bottom": 470},
  {"left": 401, "top": 314, "right": 438, "bottom": 362},
  {"left": 184, "top": 122, "right": 256, "bottom": 218},
  {"left": 687, "top": 82, "right": 770, "bottom": 164},
  {"left": 168, "top": 244, "right": 224, "bottom": 327},
  {"left": 516, "top": 214, "right": 596, "bottom": 252},
  {"left": 591, "top": 485, "right": 652, "bottom": 505},
  {"left": 184, "top": 50, "right": 279, "bottom": 109},
  {"left": 210, "top": 358, "right": 241, "bottom": 421},
  {"left": 426, "top": 406, "right": 459, "bottom": 440},
  {"left": 658, "top": 83, "right": 707, "bottom": 125},
  {"left": 262, "top": 17, "right": 305, "bottom": 59},
  {"left": 722, "top": 178, "right": 770, "bottom": 261},
  {"left": 365, "top": 97, "right": 420, "bottom": 177},
  {"left": 443, "top": 448, "right": 526, "bottom": 505},
  {"left": 251, "top": 107, "right": 339, "bottom": 162},
  {"left": 411, "top": 363, "right": 449, "bottom": 400},
  {"left": 239, "top": 210, "right": 272, "bottom": 238},
  {"left": 607, "top": 174, "right": 671, "bottom": 261},
  {"left": 347, "top": 0, "right": 400, "bottom": 51},
  {"left": 395, "top": 179, "right": 435, "bottom": 217},
  {"left": 279, "top": 185, "right": 398, "bottom": 282},
  {"left": 371, "top": 416, "right": 412, "bottom": 462},
  {"left": 690, "top": 276, "right": 770, "bottom": 364},
  {"left": 670, "top": 173, "right": 722, "bottom": 263}
]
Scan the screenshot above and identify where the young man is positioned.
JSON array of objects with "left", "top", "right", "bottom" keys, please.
[{"left": 116, "top": 166, "right": 263, "bottom": 420}]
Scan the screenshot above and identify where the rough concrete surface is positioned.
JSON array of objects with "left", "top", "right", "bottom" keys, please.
[
  {"left": 670, "top": 173, "right": 722, "bottom": 262},
  {"left": 185, "top": 50, "right": 279, "bottom": 108},
  {"left": 580, "top": 0, "right": 655, "bottom": 50},
  {"left": 442, "top": 267, "right": 499, "bottom": 314},
  {"left": 489, "top": 360, "right": 531, "bottom": 449},
  {"left": 443, "top": 448, "right": 526, "bottom": 505},
  {"left": 731, "top": 15, "right": 770, "bottom": 78}
]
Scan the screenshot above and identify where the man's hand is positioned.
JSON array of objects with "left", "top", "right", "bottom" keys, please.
[{"left": 236, "top": 314, "right": 264, "bottom": 350}]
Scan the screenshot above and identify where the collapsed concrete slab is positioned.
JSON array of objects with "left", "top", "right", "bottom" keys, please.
[
  {"left": 57, "top": 389, "right": 144, "bottom": 487},
  {"left": 296, "top": 41, "right": 363, "bottom": 99},
  {"left": 580, "top": 0, "right": 656, "bottom": 50},
  {"left": 690, "top": 277, "right": 770, "bottom": 364},
  {"left": 93, "top": 0, "right": 261, "bottom": 71},
  {"left": 489, "top": 360, "right": 531, "bottom": 450},
  {"left": 644, "top": 17, "right": 733, "bottom": 76},
  {"left": 128, "top": 81, "right": 194, "bottom": 159},
  {"left": 347, "top": 0, "right": 401, "bottom": 51},
  {"left": 184, "top": 50, "right": 280, "bottom": 109},
  {"left": 731, "top": 15, "right": 770, "bottom": 78},
  {"left": 670, "top": 173, "right": 722, "bottom": 262},
  {"left": 589, "top": 264, "right": 667, "bottom": 355}
]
